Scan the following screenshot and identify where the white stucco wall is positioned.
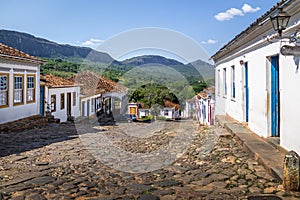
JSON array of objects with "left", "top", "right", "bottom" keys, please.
[
  {"left": 0, "top": 60, "right": 40, "bottom": 124},
  {"left": 139, "top": 109, "right": 150, "bottom": 118},
  {"left": 80, "top": 94, "right": 102, "bottom": 118},
  {"left": 214, "top": 24, "right": 300, "bottom": 154},
  {"left": 46, "top": 86, "right": 80, "bottom": 122},
  {"left": 160, "top": 108, "right": 173, "bottom": 119},
  {"left": 280, "top": 55, "right": 300, "bottom": 154}
]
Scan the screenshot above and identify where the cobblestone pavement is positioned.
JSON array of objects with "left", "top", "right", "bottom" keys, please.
[{"left": 0, "top": 120, "right": 300, "bottom": 200}]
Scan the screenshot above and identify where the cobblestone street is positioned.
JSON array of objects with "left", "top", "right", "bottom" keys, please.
[{"left": 0, "top": 120, "right": 300, "bottom": 200}]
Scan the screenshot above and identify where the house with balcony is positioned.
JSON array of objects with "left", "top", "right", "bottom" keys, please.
[
  {"left": 0, "top": 43, "right": 43, "bottom": 124},
  {"left": 212, "top": 0, "right": 300, "bottom": 154}
]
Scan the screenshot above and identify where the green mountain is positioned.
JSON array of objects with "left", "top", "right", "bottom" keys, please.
[
  {"left": 0, "top": 29, "right": 113, "bottom": 63},
  {"left": 107, "top": 55, "right": 214, "bottom": 84},
  {"left": 0, "top": 29, "right": 214, "bottom": 91}
]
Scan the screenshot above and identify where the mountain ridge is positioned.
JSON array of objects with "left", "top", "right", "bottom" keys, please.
[
  {"left": 0, "top": 29, "right": 214, "bottom": 81},
  {"left": 0, "top": 29, "right": 113, "bottom": 63}
]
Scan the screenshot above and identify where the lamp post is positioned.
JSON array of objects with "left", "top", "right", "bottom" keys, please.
[{"left": 270, "top": 8, "right": 291, "bottom": 37}]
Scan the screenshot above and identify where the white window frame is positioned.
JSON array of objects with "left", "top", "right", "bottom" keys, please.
[
  {"left": 27, "top": 75, "right": 35, "bottom": 103},
  {"left": 14, "top": 74, "right": 24, "bottom": 105},
  {"left": 223, "top": 68, "right": 227, "bottom": 97}
]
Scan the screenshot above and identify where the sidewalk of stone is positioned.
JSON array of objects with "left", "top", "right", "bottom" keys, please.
[{"left": 216, "top": 115, "right": 287, "bottom": 182}]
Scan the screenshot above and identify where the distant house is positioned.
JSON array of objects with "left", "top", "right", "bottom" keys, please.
[
  {"left": 72, "top": 71, "right": 128, "bottom": 118},
  {"left": 160, "top": 100, "right": 180, "bottom": 119},
  {"left": 128, "top": 102, "right": 150, "bottom": 118},
  {"left": 184, "top": 89, "right": 215, "bottom": 125},
  {"left": 0, "top": 43, "right": 43, "bottom": 124},
  {"left": 139, "top": 109, "right": 150, "bottom": 118},
  {"left": 128, "top": 103, "right": 139, "bottom": 117},
  {"left": 212, "top": 0, "right": 300, "bottom": 154},
  {"left": 194, "top": 92, "right": 215, "bottom": 125},
  {"left": 40, "top": 74, "right": 80, "bottom": 122}
]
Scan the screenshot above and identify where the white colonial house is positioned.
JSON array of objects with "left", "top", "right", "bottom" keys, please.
[
  {"left": 73, "top": 71, "right": 128, "bottom": 118},
  {"left": 212, "top": 0, "right": 300, "bottom": 154},
  {"left": 160, "top": 100, "right": 180, "bottom": 119},
  {"left": 0, "top": 43, "right": 43, "bottom": 124},
  {"left": 40, "top": 74, "right": 80, "bottom": 122}
]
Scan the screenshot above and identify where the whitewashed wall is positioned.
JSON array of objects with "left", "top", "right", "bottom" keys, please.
[
  {"left": 215, "top": 35, "right": 300, "bottom": 154},
  {"left": 80, "top": 94, "right": 102, "bottom": 118},
  {"left": 46, "top": 86, "right": 80, "bottom": 122},
  {"left": 280, "top": 55, "right": 300, "bottom": 154},
  {"left": 0, "top": 60, "right": 40, "bottom": 124},
  {"left": 160, "top": 108, "right": 173, "bottom": 119}
]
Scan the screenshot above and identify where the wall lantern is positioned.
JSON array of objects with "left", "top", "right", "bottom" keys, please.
[{"left": 270, "top": 8, "right": 291, "bottom": 37}]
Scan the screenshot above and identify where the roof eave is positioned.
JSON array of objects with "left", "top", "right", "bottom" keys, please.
[{"left": 211, "top": 0, "right": 294, "bottom": 62}]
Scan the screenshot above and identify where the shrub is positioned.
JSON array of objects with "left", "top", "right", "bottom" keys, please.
[{"left": 156, "top": 116, "right": 167, "bottom": 121}]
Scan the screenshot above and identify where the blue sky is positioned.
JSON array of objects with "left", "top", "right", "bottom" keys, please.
[{"left": 1, "top": 0, "right": 279, "bottom": 61}]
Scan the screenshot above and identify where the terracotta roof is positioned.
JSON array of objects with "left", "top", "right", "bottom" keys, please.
[
  {"left": 197, "top": 92, "right": 209, "bottom": 99},
  {"left": 164, "top": 100, "right": 180, "bottom": 110},
  {"left": 0, "top": 43, "right": 43, "bottom": 63},
  {"left": 70, "top": 71, "right": 128, "bottom": 96},
  {"left": 211, "top": 0, "right": 293, "bottom": 61},
  {"left": 40, "top": 74, "right": 76, "bottom": 87}
]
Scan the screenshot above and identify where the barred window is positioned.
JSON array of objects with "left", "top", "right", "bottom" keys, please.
[
  {"left": 51, "top": 94, "right": 56, "bottom": 112},
  {"left": 0, "top": 74, "right": 8, "bottom": 107}
]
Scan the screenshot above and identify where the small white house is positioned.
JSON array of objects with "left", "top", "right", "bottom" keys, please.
[
  {"left": 139, "top": 109, "right": 150, "bottom": 118},
  {"left": 73, "top": 71, "right": 127, "bottom": 118},
  {"left": 40, "top": 74, "right": 80, "bottom": 122},
  {"left": 0, "top": 43, "right": 43, "bottom": 124},
  {"left": 212, "top": 0, "right": 300, "bottom": 154},
  {"left": 160, "top": 100, "right": 180, "bottom": 119},
  {"left": 80, "top": 94, "right": 102, "bottom": 118}
]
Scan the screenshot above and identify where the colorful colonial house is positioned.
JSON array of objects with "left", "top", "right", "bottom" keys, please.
[
  {"left": 212, "top": 0, "right": 300, "bottom": 154},
  {"left": 184, "top": 89, "right": 215, "bottom": 125},
  {"left": 0, "top": 43, "right": 43, "bottom": 124},
  {"left": 40, "top": 74, "right": 80, "bottom": 122}
]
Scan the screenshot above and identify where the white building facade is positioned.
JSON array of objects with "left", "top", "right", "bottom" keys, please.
[
  {"left": 80, "top": 94, "right": 102, "bottom": 118},
  {"left": 212, "top": 0, "right": 300, "bottom": 154},
  {"left": 0, "top": 44, "right": 42, "bottom": 124},
  {"left": 40, "top": 74, "right": 80, "bottom": 122},
  {"left": 46, "top": 86, "right": 80, "bottom": 122}
]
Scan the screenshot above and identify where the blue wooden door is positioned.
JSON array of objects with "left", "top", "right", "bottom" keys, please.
[
  {"left": 271, "top": 56, "right": 280, "bottom": 137},
  {"left": 244, "top": 62, "right": 249, "bottom": 122},
  {"left": 40, "top": 86, "right": 45, "bottom": 116}
]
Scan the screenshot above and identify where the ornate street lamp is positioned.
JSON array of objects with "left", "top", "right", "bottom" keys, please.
[{"left": 270, "top": 8, "right": 291, "bottom": 37}]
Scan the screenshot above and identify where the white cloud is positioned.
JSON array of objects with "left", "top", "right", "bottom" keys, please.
[
  {"left": 242, "top": 4, "right": 260, "bottom": 13},
  {"left": 201, "top": 39, "right": 217, "bottom": 44},
  {"left": 81, "top": 38, "right": 104, "bottom": 49},
  {"left": 215, "top": 8, "right": 243, "bottom": 21},
  {"left": 215, "top": 3, "right": 260, "bottom": 21}
]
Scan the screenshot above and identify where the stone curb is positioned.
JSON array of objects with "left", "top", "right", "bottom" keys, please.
[{"left": 215, "top": 115, "right": 286, "bottom": 182}]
